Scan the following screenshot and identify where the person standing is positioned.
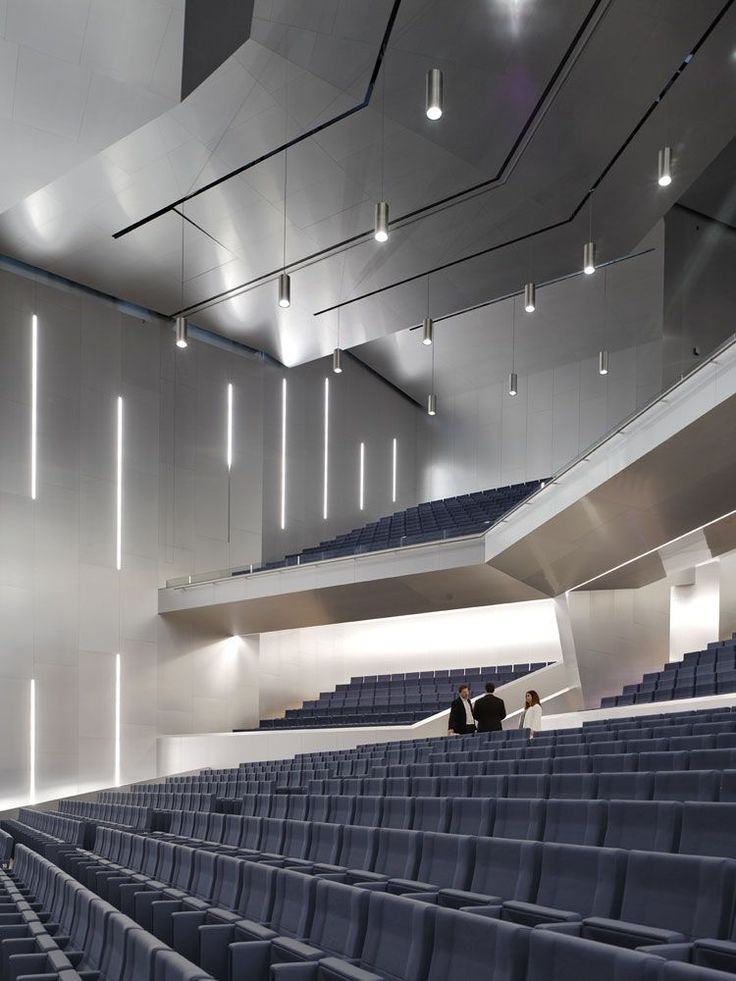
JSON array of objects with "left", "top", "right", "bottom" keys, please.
[
  {"left": 448, "top": 684, "right": 476, "bottom": 735},
  {"left": 519, "top": 690, "right": 542, "bottom": 737},
  {"left": 474, "top": 682, "right": 506, "bottom": 733}
]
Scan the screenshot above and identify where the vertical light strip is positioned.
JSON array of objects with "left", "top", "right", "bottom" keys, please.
[
  {"left": 30, "top": 314, "right": 38, "bottom": 500},
  {"left": 359, "top": 441, "right": 365, "bottom": 511},
  {"left": 322, "top": 378, "right": 329, "bottom": 520},
  {"left": 116, "top": 396, "right": 123, "bottom": 571},
  {"left": 280, "top": 379, "right": 287, "bottom": 530},
  {"left": 226, "top": 383, "right": 233, "bottom": 471},
  {"left": 392, "top": 437, "right": 397, "bottom": 503},
  {"left": 114, "top": 654, "right": 121, "bottom": 787},
  {"left": 29, "top": 679, "right": 36, "bottom": 803}
]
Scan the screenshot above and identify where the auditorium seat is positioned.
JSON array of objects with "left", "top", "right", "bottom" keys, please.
[
  {"left": 603, "top": 801, "right": 682, "bottom": 853},
  {"left": 526, "top": 928, "right": 668, "bottom": 981},
  {"left": 542, "top": 800, "right": 607, "bottom": 847},
  {"left": 435, "top": 837, "right": 542, "bottom": 909}
]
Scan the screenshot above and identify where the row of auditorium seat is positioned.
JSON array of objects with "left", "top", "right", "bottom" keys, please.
[
  {"left": 2, "top": 844, "right": 212, "bottom": 981},
  {"left": 601, "top": 636, "right": 736, "bottom": 706},
  {"left": 60, "top": 823, "right": 736, "bottom": 973},
  {"left": 97, "top": 791, "right": 217, "bottom": 811},
  {"left": 0, "top": 828, "right": 12, "bottom": 866},
  {"left": 245, "top": 481, "right": 543, "bottom": 575},
  {"left": 260, "top": 660, "right": 551, "bottom": 730},
  {"left": 153, "top": 796, "right": 736, "bottom": 857},
  {"left": 0, "top": 809, "right": 85, "bottom": 858},
  {"left": 57, "top": 798, "right": 153, "bottom": 830}
]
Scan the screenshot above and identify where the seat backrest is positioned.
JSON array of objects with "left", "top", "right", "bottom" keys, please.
[
  {"left": 447, "top": 798, "right": 493, "bottom": 837},
  {"left": 653, "top": 770, "right": 720, "bottom": 802},
  {"left": 308, "top": 879, "right": 371, "bottom": 959},
  {"left": 358, "top": 892, "right": 435, "bottom": 981},
  {"left": 491, "top": 798, "right": 545, "bottom": 841},
  {"left": 535, "top": 842, "right": 626, "bottom": 918},
  {"left": 542, "top": 799, "right": 607, "bottom": 847},
  {"left": 679, "top": 801, "right": 736, "bottom": 858},
  {"left": 306, "top": 820, "right": 342, "bottom": 864},
  {"left": 281, "top": 820, "right": 312, "bottom": 861},
  {"left": 382, "top": 797, "right": 414, "bottom": 830},
  {"left": 526, "top": 928, "right": 664, "bottom": 981},
  {"left": 269, "top": 868, "right": 317, "bottom": 938},
  {"left": 190, "top": 849, "right": 219, "bottom": 900},
  {"left": 236, "top": 858, "right": 278, "bottom": 919},
  {"left": 619, "top": 851, "right": 736, "bottom": 941},
  {"left": 604, "top": 800, "right": 682, "bottom": 853},
  {"left": 415, "top": 832, "right": 475, "bottom": 891},
  {"left": 373, "top": 828, "right": 421, "bottom": 878},
  {"left": 353, "top": 796, "right": 384, "bottom": 826},
  {"left": 597, "top": 772, "right": 653, "bottom": 800},
  {"left": 338, "top": 825, "right": 378, "bottom": 870},
  {"left": 471, "top": 837, "right": 542, "bottom": 901},
  {"left": 413, "top": 797, "right": 450, "bottom": 833},
  {"left": 426, "top": 905, "right": 528, "bottom": 981}
]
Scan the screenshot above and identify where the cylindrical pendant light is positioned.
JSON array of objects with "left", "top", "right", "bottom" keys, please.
[
  {"left": 598, "top": 350, "right": 609, "bottom": 375},
  {"left": 332, "top": 348, "right": 343, "bottom": 374},
  {"left": 508, "top": 372, "right": 518, "bottom": 397},
  {"left": 524, "top": 282, "right": 536, "bottom": 313},
  {"left": 425, "top": 68, "right": 443, "bottom": 120},
  {"left": 374, "top": 201, "right": 389, "bottom": 242},
  {"left": 427, "top": 393, "right": 437, "bottom": 416},
  {"left": 657, "top": 146, "right": 672, "bottom": 187},
  {"left": 278, "top": 272, "right": 291, "bottom": 308},
  {"left": 583, "top": 241, "right": 596, "bottom": 275},
  {"left": 422, "top": 317, "right": 434, "bottom": 346},
  {"left": 175, "top": 316, "right": 188, "bottom": 349}
]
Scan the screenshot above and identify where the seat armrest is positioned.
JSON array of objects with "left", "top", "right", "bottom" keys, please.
[
  {"left": 636, "top": 943, "right": 692, "bottom": 962},
  {"left": 457, "top": 905, "right": 502, "bottom": 919}
]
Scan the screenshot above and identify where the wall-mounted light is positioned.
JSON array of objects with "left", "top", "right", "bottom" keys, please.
[
  {"left": 524, "top": 282, "right": 536, "bottom": 313},
  {"left": 323, "top": 378, "right": 329, "bottom": 520},
  {"left": 175, "top": 316, "right": 188, "bottom": 349},
  {"left": 226, "top": 383, "right": 233, "bottom": 471},
  {"left": 30, "top": 314, "right": 37, "bottom": 501},
  {"left": 375, "top": 201, "right": 389, "bottom": 242},
  {"left": 114, "top": 654, "right": 121, "bottom": 787},
  {"left": 280, "top": 379, "right": 287, "bottom": 530},
  {"left": 359, "top": 441, "right": 365, "bottom": 510},
  {"left": 425, "top": 68, "right": 443, "bottom": 120},
  {"left": 657, "top": 146, "right": 672, "bottom": 187},
  {"left": 116, "top": 396, "right": 123, "bottom": 571}
]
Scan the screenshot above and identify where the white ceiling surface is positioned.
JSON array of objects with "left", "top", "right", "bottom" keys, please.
[
  {"left": 0, "top": 0, "right": 185, "bottom": 213},
  {"left": 0, "top": 0, "right": 734, "bottom": 376}
]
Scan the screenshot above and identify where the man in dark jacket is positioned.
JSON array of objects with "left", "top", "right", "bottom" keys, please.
[
  {"left": 473, "top": 682, "right": 507, "bottom": 733},
  {"left": 448, "top": 684, "right": 476, "bottom": 735}
]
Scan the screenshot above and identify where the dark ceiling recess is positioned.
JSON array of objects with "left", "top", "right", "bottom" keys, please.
[{"left": 181, "top": 0, "right": 255, "bottom": 100}]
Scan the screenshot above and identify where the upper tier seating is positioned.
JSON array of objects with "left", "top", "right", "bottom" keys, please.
[
  {"left": 256, "top": 662, "right": 552, "bottom": 731},
  {"left": 240, "top": 480, "right": 543, "bottom": 575},
  {"left": 601, "top": 636, "right": 736, "bottom": 707}
]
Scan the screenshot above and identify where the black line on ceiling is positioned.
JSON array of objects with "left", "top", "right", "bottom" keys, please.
[
  {"left": 112, "top": 0, "right": 404, "bottom": 240},
  {"left": 168, "top": 0, "right": 605, "bottom": 317}
]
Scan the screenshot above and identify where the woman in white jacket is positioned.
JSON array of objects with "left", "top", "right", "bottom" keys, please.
[{"left": 520, "top": 690, "right": 542, "bottom": 737}]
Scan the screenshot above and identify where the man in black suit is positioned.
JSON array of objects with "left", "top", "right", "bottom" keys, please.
[
  {"left": 473, "top": 682, "right": 507, "bottom": 733},
  {"left": 448, "top": 684, "right": 476, "bottom": 735}
]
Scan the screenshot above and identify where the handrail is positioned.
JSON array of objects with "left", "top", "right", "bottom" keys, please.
[{"left": 164, "top": 330, "right": 736, "bottom": 591}]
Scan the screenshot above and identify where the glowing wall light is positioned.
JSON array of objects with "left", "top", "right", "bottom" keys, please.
[
  {"left": 29, "top": 679, "right": 36, "bottom": 803},
  {"left": 116, "top": 396, "right": 123, "bottom": 571},
  {"left": 323, "top": 378, "right": 329, "bottom": 520},
  {"left": 114, "top": 654, "right": 121, "bottom": 787},
  {"left": 31, "top": 314, "right": 37, "bottom": 500},
  {"left": 392, "top": 437, "right": 397, "bottom": 503},
  {"left": 226, "top": 383, "right": 233, "bottom": 471},
  {"left": 280, "top": 379, "right": 287, "bottom": 530},
  {"left": 359, "top": 441, "right": 365, "bottom": 511}
]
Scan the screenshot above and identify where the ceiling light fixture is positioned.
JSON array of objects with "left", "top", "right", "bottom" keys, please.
[
  {"left": 425, "top": 68, "right": 443, "bottom": 120},
  {"left": 657, "top": 145, "right": 672, "bottom": 186},
  {"left": 524, "top": 282, "right": 536, "bottom": 313},
  {"left": 598, "top": 349, "right": 609, "bottom": 375},
  {"left": 422, "top": 317, "right": 433, "bottom": 345},
  {"left": 278, "top": 77, "right": 291, "bottom": 308},
  {"left": 583, "top": 240, "right": 596, "bottom": 275},
  {"left": 332, "top": 348, "right": 343, "bottom": 374},
  {"left": 175, "top": 316, "right": 188, "bottom": 349},
  {"left": 278, "top": 271, "right": 291, "bottom": 308},
  {"left": 508, "top": 295, "right": 518, "bottom": 396},
  {"left": 375, "top": 201, "right": 389, "bottom": 242},
  {"left": 427, "top": 393, "right": 437, "bottom": 416},
  {"left": 375, "top": 67, "right": 390, "bottom": 242}
]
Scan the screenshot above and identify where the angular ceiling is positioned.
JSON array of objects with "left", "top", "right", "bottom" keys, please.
[{"left": 0, "top": 0, "right": 735, "bottom": 379}]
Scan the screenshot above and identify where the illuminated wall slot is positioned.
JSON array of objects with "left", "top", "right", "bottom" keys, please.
[
  {"left": 116, "top": 396, "right": 123, "bottom": 570},
  {"left": 392, "top": 437, "right": 397, "bottom": 503},
  {"left": 114, "top": 654, "right": 121, "bottom": 786},
  {"left": 226, "top": 383, "right": 233, "bottom": 471},
  {"left": 29, "top": 679, "right": 36, "bottom": 803},
  {"left": 31, "top": 315, "right": 37, "bottom": 500},
  {"left": 359, "top": 442, "right": 365, "bottom": 511},
  {"left": 280, "top": 379, "right": 287, "bottom": 530},
  {"left": 323, "top": 378, "right": 329, "bottom": 520}
]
